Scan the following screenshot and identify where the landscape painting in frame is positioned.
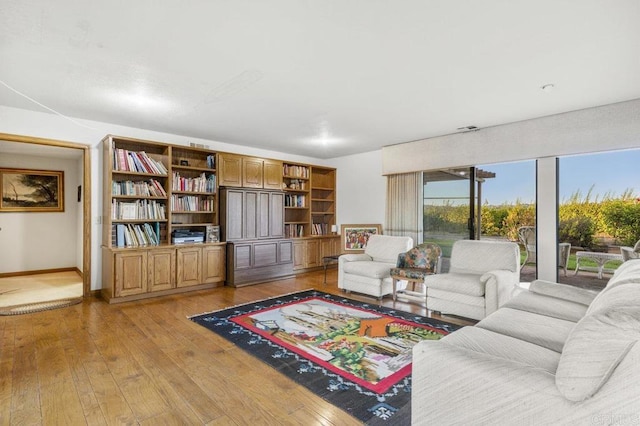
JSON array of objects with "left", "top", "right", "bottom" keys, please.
[
  {"left": 0, "top": 168, "right": 64, "bottom": 212},
  {"left": 341, "top": 224, "right": 382, "bottom": 253}
]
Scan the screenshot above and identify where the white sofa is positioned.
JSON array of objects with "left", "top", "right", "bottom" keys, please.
[
  {"left": 338, "top": 235, "right": 414, "bottom": 298},
  {"left": 412, "top": 259, "right": 640, "bottom": 425},
  {"left": 424, "top": 239, "right": 521, "bottom": 320}
]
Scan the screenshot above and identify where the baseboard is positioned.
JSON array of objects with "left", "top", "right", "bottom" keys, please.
[{"left": 0, "top": 267, "right": 78, "bottom": 279}]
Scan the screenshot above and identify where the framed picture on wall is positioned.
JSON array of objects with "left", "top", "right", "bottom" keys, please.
[
  {"left": 0, "top": 168, "right": 64, "bottom": 212},
  {"left": 340, "top": 224, "right": 382, "bottom": 254}
]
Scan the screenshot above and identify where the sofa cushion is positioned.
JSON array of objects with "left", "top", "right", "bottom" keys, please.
[
  {"left": 428, "top": 288, "right": 485, "bottom": 307},
  {"left": 587, "top": 283, "right": 640, "bottom": 316},
  {"left": 503, "top": 291, "right": 589, "bottom": 323},
  {"left": 442, "top": 326, "right": 561, "bottom": 374},
  {"left": 449, "top": 240, "right": 520, "bottom": 275},
  {"left": 424, "top": 273, "right": 485, "bottom": 296},
  {"left": 342, "top": 261, "right": 395, "bottom": 279},
  {"left": 556, "top": 306, "right": 640, "bottom": 402},
  {"left": 476, "top": 308, "right": 575, "bottom": 353}
]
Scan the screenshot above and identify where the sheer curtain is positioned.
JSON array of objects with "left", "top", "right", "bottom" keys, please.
[{"left": 385, "top": 172, "right": 421, "bottom": 244}]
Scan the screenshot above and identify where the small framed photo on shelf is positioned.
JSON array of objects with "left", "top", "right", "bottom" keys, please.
[
  {"left": 206, "top": 225, "right": 220, "bottom": 243},
  {"left": 180, "top": 160, "right": 189, "bottom": 166},
  {"left": 340, "top": 224, "right": 382, "bottom": 254}
]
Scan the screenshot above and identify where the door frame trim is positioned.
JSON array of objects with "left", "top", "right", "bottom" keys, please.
[{"left": 0, "top": 132, "right": 92, "bottom": 298}]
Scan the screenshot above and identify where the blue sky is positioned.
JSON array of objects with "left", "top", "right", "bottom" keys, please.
[{"left": 425, "top": 150, "right": 640, "bottom": 205}]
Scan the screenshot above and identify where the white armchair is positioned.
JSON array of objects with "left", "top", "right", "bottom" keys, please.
[
  {"left": 338, "top": 235, "right": 414, "bottom": 298},
  {"left": 424, "top": 240, "right": 520, "bottom": 320}
]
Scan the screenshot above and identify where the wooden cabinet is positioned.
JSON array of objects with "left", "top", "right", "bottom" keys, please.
[
  {"left": 226, "top": 239, "right": 294, "bottom": 286},
  {"left": 176, "top": 246, "right": 202, "bottom": 287},
  {"left": 218, "top": 153, "right": 243, "bottom": 187},
  {"left": 219, "top": 154, "right": 283, "bottom": 190},
  {"left": 263, "top": 159, "right": 284, "bottom": 190},
  {"left": 148, "top": 249, "right": 176, "bottom": 292},
  {"left": 293, "top": 236, "right": 340, "bottom": 271},
  {"left": 101, "top": 243, "right": 226, "bottom": 303},
  {"left": 220, "top": 188, "right": 285, "bottom": 241},
  {"left": 114, "top": 250, "right": 148, "bottom": 297},
  {"left": 203, "top": 245, "right": 225, "bottom": 283}
]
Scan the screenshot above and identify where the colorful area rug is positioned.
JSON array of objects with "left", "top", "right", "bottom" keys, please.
[{"left": 189, "top": 290, "right": 461, "bottom": 423}]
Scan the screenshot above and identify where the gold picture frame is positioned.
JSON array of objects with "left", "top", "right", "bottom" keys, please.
[
  {"left": 340, "top": 224, "right": 382, "bottom": 253},
  {"left": 0, "top": 168, "right": 64, "bottom": 212}
]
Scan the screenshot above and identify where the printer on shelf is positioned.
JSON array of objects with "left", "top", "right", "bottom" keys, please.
[{"left": 171, "top": 230, "right": 205, "bottom": 244}]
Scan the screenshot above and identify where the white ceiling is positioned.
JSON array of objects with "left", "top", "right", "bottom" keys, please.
[{"left": 1, "top": 1, "right": 639, "bottom": 159}]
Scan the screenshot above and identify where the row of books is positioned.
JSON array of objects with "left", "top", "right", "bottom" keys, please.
[
  {"left": 285, "top": 194, "right": 306, "bottom": 207},
  {"left": 112, "top": 199, "right": 166, "bottom": 220},
  {"left": 171, "top": 195, "right": 215, "bottom": 212},
  {"left": 172, "top": 172, "right": 216, "bottom": 193},
  {"left": 283, "top": 164, "right": 309, "bottom": 178},
  {"left": 285, "top": 224, "right": 305, "bottom": 238},
  {"left": 113, "top": 148, "right": 168, "bottom": 175},
  {"left": 115, "top": 223, "right": 160, "bottom": 247},
  {"left": 112, "top": 179, "right": 167, "bottom": 197},
  {"left": 311, "top": 223, "right": 330, "bottom": 235}
]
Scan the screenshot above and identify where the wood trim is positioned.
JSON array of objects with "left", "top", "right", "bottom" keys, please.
[
  {"left": 0, "top": 132, "right": 92, "bottom": 298},
  {"left": 0, "top": 267, "right": 78, "bottom": 278}
]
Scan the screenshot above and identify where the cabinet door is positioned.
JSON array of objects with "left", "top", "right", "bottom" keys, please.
[
  {"left": 293, "top": 241, "right": 305, "bottom": 270},
  {"left": 147, "top": 249, "right": 176, "bottom": 292},
  {"left": 320, "top": 237, "right": 339, "bottom": 258},
  {"left": 114, "top": 251, "right": 148, "bottom": 297},
  {"left": 244, "top": 191, "right": 258, "bottom": 239},
  {"left": 305, "top": 240, "right": 320, "bottom": 268},
  {"left": 176, "top": 247, "right": 202, "bottom": 287},
  {"left": 222, "top": 189, "right": 244, "bottom": 240},
  {"left": 219, "top": 154, "right": 242, "bottom": 187},
  {"left": 269, "top": 192, "right": 285, "bottom": 238},
  {"left": 263, "top": 159, "right": 283, "bottom": 190},
  {"left": 258, "top": 192, "right": 271, "bottom": 239},
  {"left": 242, "top": 158, "right": 264, "bottom": 188},
  {"left": 202, "top": 245, "right": 225, "bottom": 283},
  {"left": 279, "top": 240, "right": 293, "bottom": 263}
]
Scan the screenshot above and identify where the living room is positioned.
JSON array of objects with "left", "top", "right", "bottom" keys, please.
[{"left": 1, "top": 1, "right": 639, "bottom": 424}]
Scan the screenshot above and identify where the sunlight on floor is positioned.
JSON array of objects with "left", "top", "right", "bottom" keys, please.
[{"left": 0, "top": 271, "right": 82, "bottom": 307}]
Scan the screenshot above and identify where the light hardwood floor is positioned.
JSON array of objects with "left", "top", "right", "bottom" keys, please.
[
  {"left": 0, "top": 271, "right": 83, "bottom": 308},
  {"left": 0, "top": 269, "right": 473, "bottom": 425}
]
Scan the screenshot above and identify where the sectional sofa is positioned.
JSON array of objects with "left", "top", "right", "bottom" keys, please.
[{"left": 412, "top": 259, "right": 640, "bottom": 424}]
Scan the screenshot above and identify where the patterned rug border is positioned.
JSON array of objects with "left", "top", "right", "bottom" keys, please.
[{"left": 190, "top": 289, "right": 462, "bottom": 423}]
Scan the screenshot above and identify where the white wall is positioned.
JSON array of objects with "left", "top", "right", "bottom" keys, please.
[
  {"left": 0, "top": 105, "right": 333, "bottom": 290},
  {"left": 329, "top": 150, "right": 386, "bottom": 230},
  {"left": 0, "top": 153, "right": 80, "bottom": 273}
]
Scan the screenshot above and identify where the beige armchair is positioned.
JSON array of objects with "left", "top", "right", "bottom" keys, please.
[
  {"left": 338, "top": 235, "right": 414, "bottom": 298},
  {"left": 424, "top": 240, "right": 520, "bottom": 320},
  {"left": 620, "top": 239, "right": 640, "bottom": 262}
]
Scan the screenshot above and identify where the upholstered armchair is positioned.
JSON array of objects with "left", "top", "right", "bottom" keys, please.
[
  {"left": 423, "top": 240, "right": 520, "bottom": 320},
  {"left": 390, "top": 243, "right": 442, "bottom": 302},
  {"left": 620, "top": 240, "right": 640, "bottom": 262},
  {"left": 338, "top": 235, "right": 414, "bottom": 298}
]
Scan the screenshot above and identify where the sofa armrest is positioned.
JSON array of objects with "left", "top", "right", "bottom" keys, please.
[
  {"left": 529, "top": 279, "right": 598, "bottom": 306},
  {"left": 412, "top": 341, "right": 563, "bottom": 425},
  {"left": 337, "top": 254, "right": 373, "bottom": 289},
  {"left": 481, "top": 269, "right": 519, "bottom": 316},
  {"left": 339, "top": 253, "right": 372, "bottom": 263}
]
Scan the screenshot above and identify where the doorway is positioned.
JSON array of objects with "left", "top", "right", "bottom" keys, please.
[{"left": 0, "top": 133, "right": 91, "bottom": 302}]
